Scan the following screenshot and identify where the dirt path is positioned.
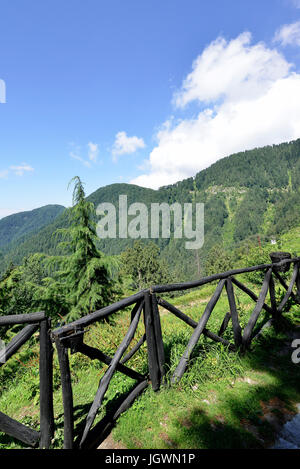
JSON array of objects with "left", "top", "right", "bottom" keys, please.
[{"left": 98, "top": 434, "right": 126, "bottom": 449}]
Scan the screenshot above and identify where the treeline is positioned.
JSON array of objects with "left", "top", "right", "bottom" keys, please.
[
  {"left": 1, "top": 138, "right": 300, "bottom": 280},
  {"left": 0, "top": 178, "right": 174, "bottom": 327},
  {"left": 0, "top": 178, "right": 119, "bottom": 326}
]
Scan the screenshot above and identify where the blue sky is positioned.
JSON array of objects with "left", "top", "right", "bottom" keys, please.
[{"left": 1, "top": 0, "right": 300, "bottom": 218}]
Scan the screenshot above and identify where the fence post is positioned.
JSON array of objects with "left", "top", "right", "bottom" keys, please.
[
  {"left": 39, "top": 318, "right": 54, "bottom": 449},
  {"left": 54, "top": 337, "right": 74, "bottom": 449},
  {"left": 225, "top": 278, "right": 242, "bottom": 347},
  {"left": 296, "top": 262, "right": 300, "bottom": 304},
  {"left": 269, "top": 272, "right": 278, "bottom": 319},
  {"left": 143, "top": 291, "right": 160, "bottom": 391},
  {"left": 151, "top": 292, "right": 166, "bottom": 385}
]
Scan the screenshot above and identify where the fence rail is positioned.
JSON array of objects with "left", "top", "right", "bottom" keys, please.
[
  {"left": 0, "top": 253, "right": 300, "bottom": 449},
  {"left": 0, "top": 312, "right": 54, "bottom": 448}
]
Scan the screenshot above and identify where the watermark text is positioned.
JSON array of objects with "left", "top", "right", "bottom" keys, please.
[
  {"left": 96, "top": 195, "right": 204, "bottom": 250},
  {"left": 0, "top": 339, "right": 6, "bottom": 364},
  {"left": 291, "top": 338, "right": 300, "bottom": 364}
]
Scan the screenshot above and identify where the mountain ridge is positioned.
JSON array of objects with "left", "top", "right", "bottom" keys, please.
[
  {"left": 0, "top": 204, "right": 65, "bottom": 252},
  {"left": 1, "top": 137, "right": 300, "bottom": 278}
]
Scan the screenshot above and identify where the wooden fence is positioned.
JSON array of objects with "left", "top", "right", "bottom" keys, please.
[
  {"left": 51, "top": 253, "right": 300, "bottom": 449},
  {"left": 0, "top": 312, "right": 54, "bottom": 448},
  {"left": 1, "top": 253, "right": 300, "bottom": 449}
]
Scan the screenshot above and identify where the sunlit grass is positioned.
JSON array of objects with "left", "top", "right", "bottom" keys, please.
[{"left": 0, "top": 271, "right": 299, "bottom": 449}]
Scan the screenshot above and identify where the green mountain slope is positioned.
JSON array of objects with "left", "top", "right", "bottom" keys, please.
[
  {"left": 1, "top": 137, "right": 300, "bottom": 278},
  {"left": 0, "top": 205, "right": 65, "bottom": 252}
]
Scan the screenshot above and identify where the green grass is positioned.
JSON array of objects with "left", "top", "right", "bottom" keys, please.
[
  {"left": 0, "top": 271, "right": 299, "bottom": 449},
  {"left": 280, "top": 226, "right": 300, "bottom": 255},
  {"left": 112, "top": 316, "right": 300, "bottom": 449}
]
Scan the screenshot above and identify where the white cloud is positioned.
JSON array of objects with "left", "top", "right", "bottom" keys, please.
[
  {"left": 174, "top": 32, "right": 290, "bottom": 107},
  {"left": 131, "top": 32, "right": 300, "bottom": 189},
  {"left": 70, "top": 151, "right": 91, "bottom": 167},
  {"left": 87, "top": 142, "right": 99, "bottom": 162},
  {"left": 0, "top": 165, "right": 34, "bottom": 178},
  {"left": 112, "top": 131, "right": 145, "bottom": 161},
  {"left": 273, "top": 21, "right": 300, "bottom": 47},
  {"left": 70, "top": 151, "right": 91, "bottom": 168},
  {"left": 9, "top": 164, "right": 34, "bottom": 176},
  {"left": 70, "top": 142, "right": 99, "bottom": 167}
]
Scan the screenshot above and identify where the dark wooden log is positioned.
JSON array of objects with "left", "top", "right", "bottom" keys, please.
[
  {"left": 273, "top": 271, "right": 290, "bottom": 290},
  {"left": 0, "top": 311, "right": 45, "bottom": 326},
  {"left": 0, "top": 411, "right": 40, "bottom": 447},
  {"left": 153, "top": 265, "right": 270, "bottom": 294},
  {"left": 203, "top": 328, "right": 235, "bottom": 350},
  {"left": 75, "top": 342, "right": 145, "bottom": 382},
  {"left": 104, "top": 379, "right": 148, "bottom": 425},
  {"left": 39, "top": 318, "right": 54, "bottom": 449},
  {"left": 151, "top": 257, "right": 299, "bottom": 294},
  {"left": 151, "top": 293, "right": 166, "bottom": 383},
  {"left": 0, "top": 324, "right": 39, "bottom": 366},
  {"left": 225, "top": 278, "right": 242, "bottom": 347},
  {"left": 231, "top": 277, "right": 273, "bottom": 315},
  {"left": 277, "top": 263, "right": 298, "bottom": 313},
  {"left": 269, "top": 273, "right": 278, "bottom": 319},
  {"left": 242, "top": 268, "right": 272, "bottom": 349},
  {"left": 251, "top": 318, "right": 274, "bottom": 342},
  {"left": 296, "top": 263, "right": 300, "bottom": 304},
  {"left": 120, "top": 333, "right": 146, "bottom": 364},
  {"left": 60, "top": 328, "right": 85, "bottom": 352},
  {"left": 79, "top": 300, "right": 144, "bottom": 448},
  {"left": 270, "top": 252, "right": 291, "bottom": 272},
  {"left": 143, "top": 291, "right": 160, "bottom": 392},
  {"left": 218, "top": 312, "right": 231, "bottom": 337},
  {"left": 171, "top": 279, "right": 226, "bottom": 384},
  {"left": 55, "top": 338, "right": 74, "bottom": 449},
  {"left": 52, "top": 290, "right": 145, "bottom": 337},
  {"left": 273, "top": 270, "right": 297, "bottom": 302},
  {"left": 157, "top": 297, "right": 198, "bottom": 328},
  {"left": 157, "top": 297, "right": 234, "bottom": 349},
  {"left": 51, "top": 257, "right": 300, "bottom": 336},
  {"left": 79, "top": 380, "right": 148, "bottom": 450}
]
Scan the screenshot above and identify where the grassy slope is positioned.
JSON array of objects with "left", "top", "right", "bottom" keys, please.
[
  {"left": 0, "top": 273, "right": 299, "bottom": 449},
  {"left": 1, "top": 223, "right": 300, "bottom": 449},
  {"left": 112, "top": 289, "right": 300, "bottom": 449},
  {"left": 279, "top": 226, "right": 300, "bottom": 255}
]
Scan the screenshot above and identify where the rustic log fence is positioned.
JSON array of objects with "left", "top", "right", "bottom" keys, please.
[
  {"left": 0, "top": 312, "right": 54, "bottom": 448},
  {"left": 51, "top": 252, "right": 300, "bottom": 449},
  {"left": 1, "top": 252, "right": 300, "bottom": 449}
]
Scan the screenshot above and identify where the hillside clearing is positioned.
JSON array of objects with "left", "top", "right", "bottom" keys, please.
[{"left": 1, "top": 280, "right": 299, "bottom": 449}]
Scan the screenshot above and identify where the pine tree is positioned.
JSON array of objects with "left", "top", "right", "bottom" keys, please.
[{"left": 43, "top": 177, "right": 119, "bottom": 322}]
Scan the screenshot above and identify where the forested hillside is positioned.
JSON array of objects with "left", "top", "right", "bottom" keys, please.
[
  {"left": 0, "top": 205, "right": 65, "bottom": 259},
  {"left": 1, "top": 138, "right": 300, "bottom": 279}
]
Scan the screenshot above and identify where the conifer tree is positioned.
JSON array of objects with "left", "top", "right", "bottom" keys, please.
[
  {"left": 42, "top": 176, "right": 118, "bottom": 322},
  {"left": 120, "top": 240, "right": 170, "bottom": 290}
]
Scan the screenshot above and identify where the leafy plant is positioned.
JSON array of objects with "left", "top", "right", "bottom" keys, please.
[{"left": 120, "top": 240, "right": 170, "bottom": 289}]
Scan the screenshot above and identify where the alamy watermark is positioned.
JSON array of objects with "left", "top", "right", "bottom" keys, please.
[
  {"left": 96, "top": 195, "right": 204, "bottom": 250},
  {"left": 0, "top": 338, "right": 6, "bottom": 364},
  {"left": 291, "top": 339, "right": 300, "bottom": 364},
  {"left": 0, "top": 78, "right": 6, "bottom": 103}
]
